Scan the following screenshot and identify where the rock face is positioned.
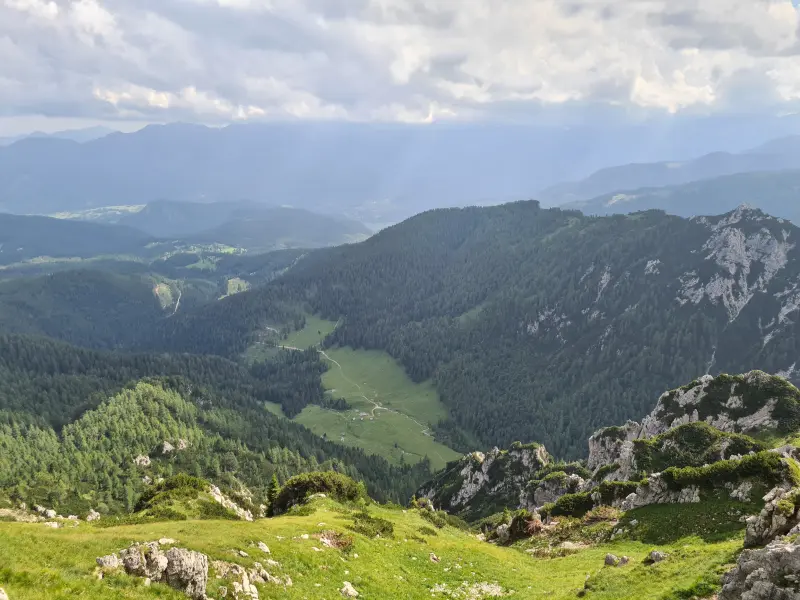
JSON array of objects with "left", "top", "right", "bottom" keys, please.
[
  {"left": 641, "top": 371, "right": 797, "bottom": 438},
  {"left": 587, "top": 421, "right": 642, "bottom": 481},
  {"left": 103, "top": 541, "right": 208, "bottom": 599},
  {"left": 417, "top": 442, "right": 550, "bottom": 519},
  {"left": 208, "top": 485, "right": 254, "bottom": 521},
  {"left": 745, "top": 486, "right": 800, "bottom": 548},
  {"left": 586, "top": 371, "right": 799, "bottom": 481},
  {"left": 133, "top": 454, "right": 151, "bottom": 467},
  {"left": 531, "top": 473, "right": 585, "bottom": 507},
  {"left": 720, "top": 537, "right": 800, "bottom": 599},
  {"left": 615, "top": 475, "right": 701, "bottom": 511}
]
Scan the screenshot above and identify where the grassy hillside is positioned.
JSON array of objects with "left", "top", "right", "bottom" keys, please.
[{"left": 0, "top": 494, "right": 748, "bottom": 600}]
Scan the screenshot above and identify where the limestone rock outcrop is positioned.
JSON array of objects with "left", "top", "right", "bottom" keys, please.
[
  {"left": 720, "top": 536, "right": 800, "bottom": 599},
  {"left": 98, "top": 540, "right": 208, "bottom": 599}
]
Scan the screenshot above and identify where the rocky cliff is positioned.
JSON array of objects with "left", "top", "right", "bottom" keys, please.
[
  {"left": 416, "top": 442, "right": 551, "bottom": 520},
  {"left": 420, "top": 371, "right": 800, "bottom": 522}
]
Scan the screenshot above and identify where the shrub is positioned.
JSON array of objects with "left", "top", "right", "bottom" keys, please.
[
  {"left": 420, "top": 509, "right": 448, "bottom": 529},
  {"left": 547, "top": 492, "right": 594, "bottom": 518},
  {"left": 197, "top": 500, "right": 240, "bottom": 520},
  {"left": 597, "top": 481, "right": 639, "bottom": 505},
  {"left": 418, "top": 526, "right": 438, "bottom": 536},
  {"left": 592, "top": 463, "right": 620, "bottom": 481},
  {"left": 660, "top": 451, "right": 785, "bottom": 490},
  {"left": 349, "top": 510, "right": 394, "bottom": 538},
  {"left": 272, "top": 471, "right": 366, "bottom": 515},
  {"left": 135, "top": 474, "right": 209, "bottom": 511},
  {"left": 583, "top": 505, "right": 622, "bottom": 523}
]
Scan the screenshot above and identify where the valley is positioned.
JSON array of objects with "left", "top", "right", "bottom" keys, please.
[{"left": 247, "top": 317, "right": 461, "bottom": 469}]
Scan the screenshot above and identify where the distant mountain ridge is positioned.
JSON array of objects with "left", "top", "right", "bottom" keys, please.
[
  {"left": 0, "top": 126, "right": 115, "bottom": 146},
  {"left": 561, "top": 169, "right": 800, "bottom": 223},
  {"left": 539, "top": 135, "right": 800, "bottom": 206},
  {"left": 5, "top": 119, "right": 800, "bottom": 222}
]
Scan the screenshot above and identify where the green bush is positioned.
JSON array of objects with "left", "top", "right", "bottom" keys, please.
[
  {"left": 592, "top": 463, "right": 620, "bottom": 481},
  {"left": 272, "top": 471, "right": 366, "bottom": 515},
  {"left": 597, "top": 481, "right": 639, "bottom": 505},
  {"left": 197, "top": 499, "right": 240, "bottom": 520},
  {"left": 418, "top": 526, "right": 438, "bottom": 536},
  {"left": 349, "top": 510, "right": 394, "bottom": 538},
  {"left": 419, "top": 509, "right": 447, "bottom": 529},
  {"left": 633, "top": 422, "right": 765, "bottom": 473},
  {"left": 135, "top": 474, "right": 209, "bottom": 511},
  {"left": 544, "top": 492, "right": 594, "bottom": 518},
  {"left": 660, "top": 451, "right": 785, "bottom": 490}
]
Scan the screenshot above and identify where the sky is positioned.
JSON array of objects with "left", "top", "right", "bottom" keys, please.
[{"left": 1, "top": 0, "right": 800, "bottom": 135}]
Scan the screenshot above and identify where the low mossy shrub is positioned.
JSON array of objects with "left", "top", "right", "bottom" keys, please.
[
  {"left": 197, "top": 500, "right": 240, "bottom": 520},
  {"left": 533, "top": 462, "right": 591, "bottom": 481},
  {"left": 541, "top": 492, "right": 594, "bottom": 519},
  {"left": 272, "top": 471, "right": 366, "bottom": 515},
  {"left": 596, "top": 426, "right": 628, "bottom": 441},
  {"left": 633, "top": 422, "right": 765, "bottom": 473},
  {"left": 660, "top": 451, "right": 785, "bottom": 490},
  {"left": 419, "top": 509, "right": 447, "bottom": 529},
  {"left": 597, "top": 480, "right": 639, "bottom": 505},
  {"left": 542, "top": 471, "right": 569, "bottom": 484},
  {"left": 418, "top": 526, "right": 438, "bottom": 536},
  {"left": 592, "top": 463, "right": 620, "bottom": 481},
  {"left": 135, "top": 474, "right": 209, "bottom": 511},
  {"left": 349, "top": 510, "right": 394, "bottom": 538}
]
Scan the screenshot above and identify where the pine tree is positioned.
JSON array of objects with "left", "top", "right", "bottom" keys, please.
[{"left": 266, "top": 474, "right": 280, "bottom": 517}]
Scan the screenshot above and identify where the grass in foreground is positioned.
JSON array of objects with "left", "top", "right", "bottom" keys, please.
[{"left": 0, "top": 497, "right": 744, "bottom": 600}]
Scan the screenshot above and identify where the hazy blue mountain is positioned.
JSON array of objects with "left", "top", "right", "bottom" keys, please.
[
  {"left": 4, "top": 117, "right": 800, "bottom": 222},
  {"left": 0, "top": 126, "right": 115, "bottom": 146},
  {"left": 562, "top": 169, "right": 800, "bottom": 223},
  {"left": 539, "top": 135, "right": 800, "bottom": 206}
]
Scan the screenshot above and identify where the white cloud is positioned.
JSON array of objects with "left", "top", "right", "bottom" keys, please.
[{"left": 1, "top": 0, "right": 800, "bottom": 124}]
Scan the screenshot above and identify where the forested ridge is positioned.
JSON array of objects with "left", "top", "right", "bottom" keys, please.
[
  {"left": 0, "top": 334, "right": 429, "bottom": 512},
  {"left": 142, "top": 201, "right": 800, "bottom": 458}
]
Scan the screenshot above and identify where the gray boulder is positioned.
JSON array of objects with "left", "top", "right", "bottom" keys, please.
[
  {"left": 114, "top": 541, "right": 208, "bottom": 599},
  {"left": 96, "top": 554, "right": 121, "bottom": 569},
  {"left": 604, "top": 553, "right": 620, "bottom": 566},
  {"left": 745, "top": 486, "right": 799, "bottom": 548},
  {"left": 721, "top": 537, "right": 800, "bottom": 599},
  {"left": 164, "top": 548, "right": 208, "bottom": 600}
]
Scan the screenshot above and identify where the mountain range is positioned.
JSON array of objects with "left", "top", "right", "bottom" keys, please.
[
  {"left": 0, "top": 126, "right": 115, "bottom": 146},
  {"left": 5, "top": 118, "right": 800, "bottom": 224}
]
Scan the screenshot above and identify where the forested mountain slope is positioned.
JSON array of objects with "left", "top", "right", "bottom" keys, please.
[
  {"left": 148, "top": 202, "right": 800, "bottom": 458},
  {"left": 0, "top": 334, "right": 428, "bottom": 513},
  {"left": 0, "top": 213, "right": 151, "bottom": 264}
]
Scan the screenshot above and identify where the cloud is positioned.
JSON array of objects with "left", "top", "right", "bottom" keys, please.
[{"left": 1, "top": 0, "right": 799, "bottom": 125}]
